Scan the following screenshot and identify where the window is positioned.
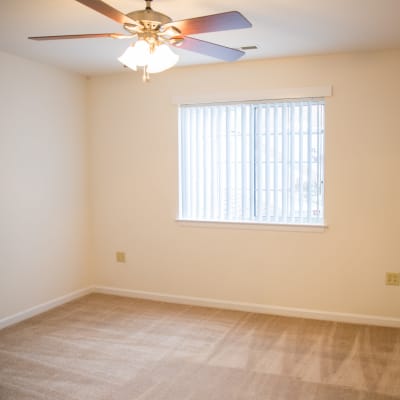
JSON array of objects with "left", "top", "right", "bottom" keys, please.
[{"left": 178, "top": 98, "right": 325, "bottom": 226}]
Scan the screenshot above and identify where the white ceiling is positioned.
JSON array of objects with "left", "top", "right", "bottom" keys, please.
[{"left": 1, "top": 0, "right": 400, "bottom": 76}]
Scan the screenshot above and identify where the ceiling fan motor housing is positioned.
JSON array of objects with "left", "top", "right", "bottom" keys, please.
[
  {"left": 125, "top": 9, "right": 172, "bottom": 31},
  {"left": 124, "top": 7, "right": 181, "bottom": 47}
]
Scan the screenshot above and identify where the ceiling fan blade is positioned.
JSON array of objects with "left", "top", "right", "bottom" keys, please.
[
  {"left": 173, "top": 36, "right": 245, "bottom": 62},
  {"left": 170, "top": 11, "right": 251, "bottom": 36},
  {"left": 29, "top": 33, "right": 132, "bottom": 41},
  {"left": 74, "top": 0, "right": 137, "bottom": 25}
]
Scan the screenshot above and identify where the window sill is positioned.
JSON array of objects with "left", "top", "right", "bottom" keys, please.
[{"left": 176, "top": 219, "right": 328, "bottom": 233}]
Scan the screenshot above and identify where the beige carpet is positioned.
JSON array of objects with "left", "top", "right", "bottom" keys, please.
[{"left": 0, "top": 293, "right": 399, "bottom": 399}]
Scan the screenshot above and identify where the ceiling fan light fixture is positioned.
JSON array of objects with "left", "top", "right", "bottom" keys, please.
[{"left": 118, "top": 38, "right": 178, "bottom": 78}]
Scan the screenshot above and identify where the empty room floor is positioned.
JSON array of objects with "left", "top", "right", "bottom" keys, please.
[{"left": 0, "top": 293, "right": 399, "bottom": 399}]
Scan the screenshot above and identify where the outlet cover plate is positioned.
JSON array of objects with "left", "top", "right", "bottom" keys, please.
[
  {"left": 386, "top": 272, "right": 400, "bottom": 286},
  {"left": 116, "top": 252, "right": 126, "bottom": 263}
]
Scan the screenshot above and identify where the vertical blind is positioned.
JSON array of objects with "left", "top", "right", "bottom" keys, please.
[{"left": 178, "top": 98, "right": 325, "bottom": 225}]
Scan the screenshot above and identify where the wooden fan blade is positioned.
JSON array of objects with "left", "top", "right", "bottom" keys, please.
[
  {"left": 74, "top": 0, "right": 137, "bottom": 25},
  {"left": 170, "top": 11, "right": 251, "bottom": 36},
  {"left": 173, "top": 36, "right": 245, "bottom": 62},
  {"left": 29, "top": 33, "right": 132, "bottom": 41}
]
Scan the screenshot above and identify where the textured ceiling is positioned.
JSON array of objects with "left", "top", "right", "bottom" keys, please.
[{"left": 1, "top": 0, "right": 400, "bottom": 76}]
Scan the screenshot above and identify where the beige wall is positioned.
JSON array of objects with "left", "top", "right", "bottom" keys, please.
[
  {"left": 1, "top": 49, "right": 399, "bottom": 321},
  {"left": 89, "top": 50, "right": 400, "bottom": 319},
  {"left": 0, "top": 51, "right": 91, "bottom": 318}
]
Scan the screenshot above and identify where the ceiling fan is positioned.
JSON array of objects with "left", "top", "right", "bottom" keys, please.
[{"left": 29, "top": 0, "right": 252, "bottom": 81}]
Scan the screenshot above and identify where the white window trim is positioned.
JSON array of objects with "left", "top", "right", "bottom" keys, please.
[
  {"left": 172, "top": 86, "right": 332, "bottom": 105},
  {"left": 175, "top": 218, "right": 328, "bottom": 233}
]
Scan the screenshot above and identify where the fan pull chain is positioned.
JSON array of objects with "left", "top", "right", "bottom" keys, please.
[{"left": 142, "top": 66, "right": 150, "bottom": 82}]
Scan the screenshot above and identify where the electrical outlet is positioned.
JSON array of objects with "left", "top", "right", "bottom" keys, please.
[
  {"left": 385, "top": 272, "right": 400, "bottom": 286},
  {"left": 116, "top": 251, "right": 126, "bottom": 263}
]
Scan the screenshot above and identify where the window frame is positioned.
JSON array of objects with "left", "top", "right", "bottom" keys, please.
[{"left": 175, "top": 87, "right": 330, "bottom": 230}]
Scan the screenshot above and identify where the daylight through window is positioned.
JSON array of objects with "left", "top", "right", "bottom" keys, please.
[{"left": 178, "top": 98, "right": 325, "bottom": 225}]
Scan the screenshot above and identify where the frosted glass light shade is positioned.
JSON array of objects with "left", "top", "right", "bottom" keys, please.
[
  {"left": 118, "top": 41, "right": 179, "bottom": 75},
  {"left": 133, "top": 40, "right": 151, "bottom": 66},
  {"left": 147, "top": 44, "right": 179, "bottom": 73},
  {"left": 118, "top": 39, "right": 151, "bottom": 70},
  {"left": 118, "top": 46, "right": 137, "bottom": 70}
]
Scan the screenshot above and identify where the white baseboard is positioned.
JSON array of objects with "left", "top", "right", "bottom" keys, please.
[
  {"left": 0, "top": 286, "right": 94, "bottom": 330},
  {"left": 94, "top": 286, "right": 400, "bottom": 328},
  {"left": 2, "top": 285, "right": 400, "bottom": 329}
]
